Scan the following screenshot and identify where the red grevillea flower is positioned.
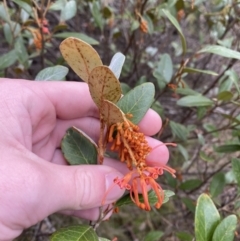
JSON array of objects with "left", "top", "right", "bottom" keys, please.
[{"left": 104, "top": 118, "right": 176, "bottom": 211}]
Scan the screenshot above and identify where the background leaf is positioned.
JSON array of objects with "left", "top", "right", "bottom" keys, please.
[
  {"left": 212, "top": 215, "right": 237, "bottom": 241},
  {"left": 117, "top": 83, "right": 155, "bottom": 124},
  {"left": 108, "top": 52, "right": 125, "bottom": 79},
  {"left": 0, "top": 50, "right": 17, "bottom": 70},
  {"left": 177, "top": 95, "right": 213, "bottom": 107},
  {"left": 61, "top": 127, "right": 98, "bottom": 165},
  {"left": 60, "top": 0, "right": 77, "bottom": 21},
  {"left": 51, "top": 225, "right": 98, "bottom": 241},
  {"left": 144, "top": 231, "right": 163, "bottom": 241},
  {"left": 232, "top": 158, "right": 240, "bottom": 187},
  {"left": 215, "top": 144, "right": 240, "bottom": 153},
  {"left": 183, "top": 67, "right": 218, "bottom": 76},
  {"left": 60, "top": 37, "right": 102, "bottom": 82},
  {"left": 195, "top": 194, "right": 220, "bottom": 241},
  {"left": 210, "top": 172, "right": 226, "bottom": 198},
  {"left": 35, "top": 65, "right": 68, "bottom": 81}
]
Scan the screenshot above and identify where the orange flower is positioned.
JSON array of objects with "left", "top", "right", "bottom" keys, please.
[{"left": 104, "top": 118, "right": 176, "bottom": 210}]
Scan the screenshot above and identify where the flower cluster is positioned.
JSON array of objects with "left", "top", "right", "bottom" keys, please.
[{"left": 106, "top": 118, "right": 176, "bottom": 211}]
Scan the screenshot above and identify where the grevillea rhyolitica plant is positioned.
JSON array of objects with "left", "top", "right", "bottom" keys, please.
[{"left": 51, "top": 37, "right": 175, "bottom": 241}]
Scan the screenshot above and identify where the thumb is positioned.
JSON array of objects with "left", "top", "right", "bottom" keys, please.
[{"left": 40, "top": 163, "right": 124, "bottom": 215}]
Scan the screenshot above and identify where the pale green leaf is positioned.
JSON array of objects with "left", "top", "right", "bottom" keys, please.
[
  {"left": 0, "top": 2, "right": 10, "bottom": 22},
  {"left": 12, "top": 0, "right": 34, "bottom": 17},
  {"left": 98, "top": 238, "right": 111, "bottom": 241},
  {"left": 232, "top": 158, "right": 240, "bottom": 187},
  {"left": 51, "top": 225, "right": 98, "bottom": 241},
  {"left": 210, "top": 172, "right": 225, "bottom": 198},
  {"left": 35, "top": 65, "right": 68, "bottom": 81},
  {"left": 60, "top": 0, "right": 77, "bottom": 21},
  {"left": 0, "top": 50, "right": 18, "bottom": 70},
  {"left": 177, "top": 95, "right": 213, "bottom": 107},
  {"left": 109, "top": 52, "right": 125, "bottom": 79},
  {"left": 183, "top": 67, "right": 218, "bottom": 76},
  {"left": 61, "top": 127, "right": 98, "bottom": 165},
  {"left": 161, "top": 9, "right": 187, "bottom": 54},
  {"left": 195, "top": 194, "right": 220, "bottom": 241},
  {"left": 49, "top": 0, "right": 67, "bottom": 11},
  {"left": 117, "top": 83, "right": 155, "bottom": 124},
  {"left": 212, "top": 215, "right": 237, "bottom": 241},
  {"left": 144, "top": 231, "right": 164, "bottom": 241},
  {"left": 198, "top": 45, "right": 240, "bottom": 60},
  {"left": 176, "top": 88, "right": 200, "bottom": 96},
  {"left": 169, "top": 121, "right": 189, "bottom": 141}
]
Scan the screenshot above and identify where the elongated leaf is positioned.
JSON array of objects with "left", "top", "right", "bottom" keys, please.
[
  {"left": 60, "top": 0, "right": 77, "bottom": 21},
  {"left": 176, "top": 231, "right": 194, "bottom": 241},
  {"left": 49, "top": 0, "right": 67, "bottom": 10},
  {"left": 88, "top": 66, "right": 122, "bottom": 107},
  {"left": 0, "top": 50, "right": 17, "bottom": 70},
  {"left": 179, "top": 179, "right": 202, "bottom": 191},
  {"left": 12, "top": 0, "right": 34, "bottom": 17},
  {"left": 161, "top": 9, "right": 187, "bottom": 54},
  {"left": 109, "top": 52, "right": 125, "bottom": 79},
  {"left": 198, "top": 45, "right": 240, "bottom": 60},
  {"left": 101, "top": 100, "right": 125, "bottom": 125},
  {"left": 99, "top": 238, "right": 111, "bottom": 241},
  {"left": 54, "top": 32, "right": 99, "bottom": 45},
  {"left": 177, "top": 95, "right": 213, "bottom": 107},
  {"left": 117, "top": 83, "right": 155, "bottom": 124},
  {"left": 210, "top": 172, "right": 226, "bottom": 198},
  {"left": 60, "top": 37, "right": 102, "bottom": 82},
  {"left": 215, "top": 144, "right": 240, "bottom": 153},
  {"left": 217, "top": 91, "right": 233, "bottom": 101},
  {"left": 35, "top": 65, "right": 68, "bottom": 81},
  {"left": 232, "top": 158, "right": 240, "bottom": 187},
  {"left": 212, "top": 215, "right": 237, "bottom": 241},
  {"left": 169, "top": 121, "right": 189, "bottom": 141},
  {"left": 144, "top": 231, "right": 163, "bottom": 241},
  {"left": 115, "top": 189, "right": 174, "bottom": 207},
  {"left": 183, "top": 67, "right": 218, "bottom": 76},
  {"left": 195, "top": 194, "right": 220, "bottom": 241},
  {"left": 61, "top": 127, "right": 98, "bottom": 165},
  {"left": 0, "top": 2, "right": 10, "bottom": 22},
  {"left": 51, "top": 225, "right": 98, "bottom": 241},
  {"left": 176, "top": 88, "right": 199, "bottom": 96}
]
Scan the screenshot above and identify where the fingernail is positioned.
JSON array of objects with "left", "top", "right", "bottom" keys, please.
[{"left": 105, "top": 172, "right": 124, "bottom": 202}]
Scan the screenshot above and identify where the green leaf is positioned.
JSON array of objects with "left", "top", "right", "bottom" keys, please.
[
  {"left": 0, "top": 2, "right": 10, "bottom": 22},
  {"left": 51, "top": 225, "right": 98, "bottom": 241},
  {"left": 99, "top": 238, "right": 111, "bottom": 241},
  {"left": 177, "top": 144, "right": 189, "bottom": 161},
  {"left": 115, "top": 189, "right": 174, "bottom": 207},
  {"left": 169, "top": 121, "right": 189, "bottom": 141},
  {"left": 117, "top": 83, "right": 155, "bottom": 124},
  {"left": 35, "top": 65, "right": 68, "bottom": 81},
  {"left": 109, "top": 52, "right": 125, "bottom": 79},
  {"left": 200, "top": 151, "right": 214, "bottom": 162},
  {"left": 217, "top": 91, "right": 233, "bottom": 101},
  {"left": 176, "top": 88, "right": 200, "bottom": 96},
  {"left": 91, "top": 1, "right": 104, "bottom": 31},
  {"left": 54, "top": 32, "right": 99, "bottom": 45},
  {"left": 154, "top": 53, "right": 173, "bottom": 84},
  {"left": 176, "top": 231, "right": 194, "bottom": 241},
  {"left": 161, "top": 9, "right": 187, "bottom": 54},
  {"left": 183, "top": 67, "right": 218, "bottom": 76},
  {"left": 49, "top": 0, "right": 67, "bottom": 11},
  {"left": 120, "top": 83, "right": 131, "bottom": 95},
  {"left": 12, "top": 0, "right": 34, "bottom": 17},
  {"left": 181, "top": 197, "right": 196, "bottom": 213},
  {"left": 232, "top": 158, "right": 240, "bottom": 187},
  {"left": 177, "top": 95, "right": 213, "bottom": 107},
  {"left": 144, "top": 231, "right": 164, "bottom": 241},
  {"left": 3, "top": 21, "right": 21, "bottom": 45},
  {"left": 14, "top": 37, "right": 29, "bottom": 68},
  {"left": 215, "top": 144, "right": 240, "bottom": 153},
  {"left": 0, "top": 50, "right": 18, "bottom": 70},
  {"left": 179, "top": 179, "right": 202, "bottom": 191},
  {"left": 60, "top": 0, "right": 77, "bottom": 21},
  {"left": 61, "top": 127, "right": 98, "bottom": 165},
  {"left": 195, "top": 194, "right": 220, "bottom": 241},
  {"left": 198, "top": 45, "right": 240, "bottom": 60},
  {"left": 210, "top": 172, "right": 226, "bottom": 198},
  {"left": 212, "top": 215, "right": 237, "bottom": 241}
]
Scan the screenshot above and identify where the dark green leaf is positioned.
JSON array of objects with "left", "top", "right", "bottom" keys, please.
[
  {"left": 51, "top": 225, "right": 98, "bottom": 241},
  {"left": 210, "top": 172, "right": 226, "bottom": 198},
  {"left": 54, "top": 32, "right": 99, "bottom": 45},
  {"left": 217, "top": 91, "right": 233, "bottom": 101},
  {"left": 161, "top": 9, "right": 187, "bottom": 54},
  {"left": 91, "top": 2, "right": 104, "bottom": 31},
  {"left": 195, "top": 194, "right": 220, "bottom": 241},
  {"left": 182, "top": 197, "right": 196, "bottom": 213},
  {"left": 215, "top": 144, "right": 240, "bottom": 153},
  {"left": 179, "top": 179, "right": 202, "bottom": 191},
  {"left": 0, "top": 50, "right": 18, "bottom": 70},
  {"left": 212, "top": 215, "right": 237, "bottom": 241},
  {"left": 177, "top": 95, "right": 213, "bottom": 107},
  {"left": 60, "top": 0, "right": 77, "bottom": 21},
  {"left": 183, "top": 67, "right": 218, "bottom": 76},
  {"left": 35, "top": 65, "right": 68, "bottom": 81},
  {"left": 117, "top": 83, "right": 155, "bottom": 124},
  {"left": 120, "top": 83, "right": 131, "bottom": 95},
  {"left": 198, "top": 45, "right": 240, "bottom": 60},
  {"left": 177, "top": 144, "right": 189, "bottom": 161},
  {"left": 61, "top": 127, "right": 98, "bottom": 165},
  {"left": 200, "top": 151, "right": 214, "bottom": 162},
  {"left": 15, "top": 37, "right": 29, "bottom": 68},
  {"left": 12, "top": 0, "right": 34, "bottom": 17},
  {"left": 176, "top": 231, "right": 194, "bottom": 241},
  {"left": 232, "top": 158, "right": 240, "bottom": 187},
  {"left": 144, "top": 231, "right": 164, "bottom": 241},
  {"left": 115, "top": 189, "right": 174, "bottom": 207},
  {"left": 176, "top": 88, "right": 199, "bottom": 96},
  {"left": 169, "top": 121, "right": 189, "bottom": 141}
]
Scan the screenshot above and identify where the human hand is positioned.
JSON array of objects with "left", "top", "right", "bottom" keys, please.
[{"left": 0, "top": 79, "right": 169, "bottom": 240}]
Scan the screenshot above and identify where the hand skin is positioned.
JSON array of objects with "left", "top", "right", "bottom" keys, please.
[{"left": 0, "top": 79, "right": 169, "bottom": 241}]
